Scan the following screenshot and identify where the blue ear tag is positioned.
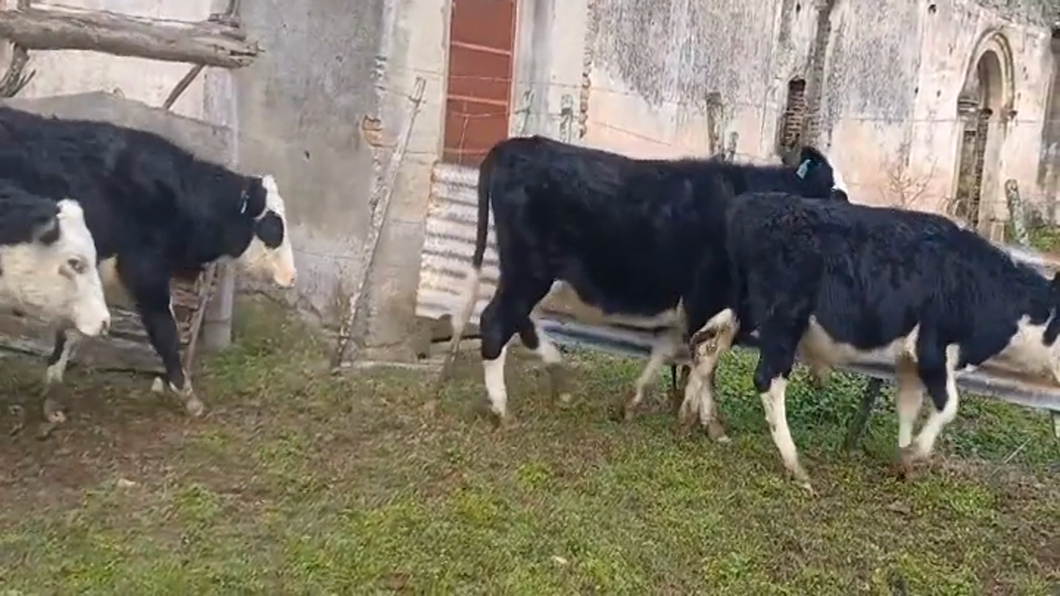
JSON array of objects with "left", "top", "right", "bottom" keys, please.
[
  {"left": 239, "top": 192, "right": 249, "bottom": 214},
  {"left": 795, "top": 159, "right": 810, "bottom": 179}
]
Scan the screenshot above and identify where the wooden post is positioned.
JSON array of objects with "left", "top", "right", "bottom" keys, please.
[
  {"left": 0, "top": 4, "right": 260, "bottom": 68},
  {"left": 198, "top": 9, "right": 240, "bottom": 353}
]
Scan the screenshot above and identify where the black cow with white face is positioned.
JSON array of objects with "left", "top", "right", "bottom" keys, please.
[
  {"left": 0, "top": 106, "right": 296, "bottom": 419},
  {"left": 682, "top": 192, "right": 1060, "bottom": 494},
  {"left": 441, "top": 135, "right": 848, "bottom": 426}
]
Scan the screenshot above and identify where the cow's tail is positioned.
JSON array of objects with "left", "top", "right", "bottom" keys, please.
[{"left": 439, "top": 147, "right": 496, "bottom": 383}]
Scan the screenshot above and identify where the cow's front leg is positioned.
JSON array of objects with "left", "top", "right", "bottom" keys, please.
[
  {"left": 140, "top": 301, "right": 201, "bottom": 417},
  {"left": 122, "top": 263, "right": 203, "bottom": 417},
  {"left": 40, "top": 326, "right": 80, "bottom": 426}
]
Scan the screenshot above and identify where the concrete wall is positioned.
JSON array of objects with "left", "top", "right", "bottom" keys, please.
[
  {"left": 234, "top": 0, "right": 449, "bottom": 361},
  {"left": 563, "top": 0, "right": 1057, "bottom": 222}
]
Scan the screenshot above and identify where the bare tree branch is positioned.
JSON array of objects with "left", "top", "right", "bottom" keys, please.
[{"left": 0, "top": 4, "right": 260, "bottom": 69}]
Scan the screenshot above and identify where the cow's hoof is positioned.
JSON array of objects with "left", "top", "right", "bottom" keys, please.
[
  {"left": 8, "top": 404, "right": 25, "bottom": 436},
  {"left": 490, "top": 411, "right": 515, "bottom": 431},
  {"left": 184, "top": 397, "right": 205, "bottom": 418},
  {"left": 546, "top": 364, "right": 570, "bottom": 404},
  {"left": 668, "top": 390, "right": 685, "bottom": 414},
  {"left": 705, "top": 419, "right": 730, "bottom": 442},
  {"left": 894, "top": 447, "right": 919, "bottom": 481},
  {"left": 44, "top": 364, "right": 64, "bottom": 386},
  {"left": 623, "top": 395, "right": 642, "bottom": 422},
  {"left": 788, "top": 468, "right": 816, "bottom": 496},
  {"left": 623, "top": 406, "right": 637, "bottom": 423},
  {"left": 675, "top": 411, "right": 697, "bottom": 439},
  {"left": 43, "top": 398, "right": 66, "bottom": 425}
]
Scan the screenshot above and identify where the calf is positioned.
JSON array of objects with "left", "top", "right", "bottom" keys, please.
[
  {"left": 0, "top": 106, "right": 296, "bottom": 418},
  {"left": 441, "top": 135, "right": 847, "bottom": 425},
  {"left": 0, "top": 181, "right": 110, "bottom": 338},
  {"left": 683, "top": 192, "right": 1060, "bottom": 494}
]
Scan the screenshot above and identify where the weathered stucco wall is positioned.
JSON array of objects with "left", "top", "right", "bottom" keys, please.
[
  {"left": 824, "top": 0, "right": 1054, "bottom": 219},
  {"left": 233, "top": 0, "right": 385, "bottom": 330},
  {"left": 584, "top": 0, "right": 818, "bottom": 160},
  {"left": 574, "top": 0, "right": 1057, "bottom": 224}
]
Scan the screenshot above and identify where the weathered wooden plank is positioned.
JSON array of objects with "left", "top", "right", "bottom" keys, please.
[{"left": 0, "top": 5, "right": 259, "bottom": 69}]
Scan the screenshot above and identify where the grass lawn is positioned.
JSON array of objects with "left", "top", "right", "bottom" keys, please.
[{"left": 0, "top": 298, "right": 1057, "bottom": 594}]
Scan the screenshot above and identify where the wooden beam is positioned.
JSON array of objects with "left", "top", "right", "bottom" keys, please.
[{"left": 0, "top": 4, "right": 260, "bottom": 69}]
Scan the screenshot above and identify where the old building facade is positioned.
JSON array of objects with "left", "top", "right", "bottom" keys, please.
[{"left": 8, "top": 0, "right": 1059, "bottom": 361}]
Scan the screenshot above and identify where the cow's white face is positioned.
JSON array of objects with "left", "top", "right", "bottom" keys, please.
[
  {"left": 237, "top": 174, "right": 297, "bottom": 288},
  {"left": 0, "top": 199, "right": 111, "bottom": 336},
  {"left": 990, "top": 313, "right": 1060, "bottom": 384}
]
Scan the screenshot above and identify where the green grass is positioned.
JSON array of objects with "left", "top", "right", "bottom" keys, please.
[{"left": 0, "top": 298, "right": 1057, "bottom": 594}]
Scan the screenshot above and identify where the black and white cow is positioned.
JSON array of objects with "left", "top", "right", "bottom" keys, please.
[
  {"left": 682, "top": 191, "right": 1060, "bottom": 494},
  {"left": 0, "top": 181, "right": 110, "bottom": 338},
  {"left": 442, "top": 135, "right": 848, "bottom": 425},
  {"left": 0, "top": 106, "right": 296, "bottom": 418}
]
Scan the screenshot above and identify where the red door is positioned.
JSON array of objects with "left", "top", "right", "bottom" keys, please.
[{"left": 442, "top": 0, "right": 517, "bottom": 167}]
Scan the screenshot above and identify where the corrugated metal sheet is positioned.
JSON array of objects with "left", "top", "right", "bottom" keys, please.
[
  {"left": 415, "top": 162, "right": 500, "bottom": 326},
  {"left": 414, "top": 161, "right": 1060, "bottom": 412}
]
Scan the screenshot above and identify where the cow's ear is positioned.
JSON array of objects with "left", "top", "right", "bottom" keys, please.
[
  {"left": 30, "top": 208, "right": 60, "bottom": 246},
  {"left": 239, "top": 178, "right": 268, "bottom": 217},
  {"left": 798, "top": 145, "right": 828, "bottom": 166}
]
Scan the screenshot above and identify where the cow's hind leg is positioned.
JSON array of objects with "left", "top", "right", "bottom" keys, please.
[
  {"left": 899, "top": 338, "right": 960, "bottom": 477},
  {"left": 679, "top": 308, "right": 737, "bottom": 441},
  {"left": 624, "top": 330, "right": 678, "bottom": 421},
  {"left": 894, "top": 357, "right": 924, "bottom": 450},
  {"left": 517, "top": 319, "right": 571, "bottom": 404},
  {"left": 479, "top": 278, "right": 552, "bottom": 425},
  {"left": 754, "top": 313, "right": 814, "bottom": 494}
]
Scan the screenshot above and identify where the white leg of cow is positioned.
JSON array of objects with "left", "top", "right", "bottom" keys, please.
[
  {"left": 897, "top": 347, "right": 961, "bottom": 479},
  {"left": 894, "top": 359, "right": 924, "bottom": 449},
  {"left": 908, "top": 363, "right": 960, "bottom": 461},
  {"left": 530, "top": 321, "right": 571, "bottom": 404},
  {"left": 44, "top": 330, "right": 79, "bottom": 388},
  {"left": 624, "top": 332, "right": 676, "bottom": 421},
  {"left": 679, "top": 308, "right": 737, "bottom": 440},
  {"left": 678, "top": 356, "right": 730, "bottom": 442},
  {"left": 483, "top": 341, "right": 510, "bottom": 421},
  {"left": 760, "top": 376, "right": 813, "bottom": 494},
  {"left": 41, "top": 327, "right": 81, "bottom": 426}
]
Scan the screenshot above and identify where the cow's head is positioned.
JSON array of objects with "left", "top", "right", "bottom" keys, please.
[
  {"left": 991, "top": 271, "right": 1060, "bottom": 383},
  {"left": 0, "top": 199, "right": 111, "bottom": 336},
  {"left": 234, "top": 174, "right": 297, "bottom": 288},
  {"left": 793, "top": 146, "right": 849, "bottom": 202}
]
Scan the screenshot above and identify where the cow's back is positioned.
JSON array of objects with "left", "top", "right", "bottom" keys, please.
[
  {"left": 487, "top": 137, "right": 727, "bottom": 315},
  {"left": 0, "top": 107, "right": 211, "bottom": 256}
]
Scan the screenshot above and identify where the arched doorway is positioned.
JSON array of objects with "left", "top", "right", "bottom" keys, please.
[{"left": 952, "top": 34, "right": 1014, "bottom": 237}]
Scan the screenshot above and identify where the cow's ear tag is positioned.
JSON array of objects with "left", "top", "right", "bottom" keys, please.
[
  {"left": 239, "top": 190, "right": 249, "bottom": 214},
  {"left": 796, "top": 159, "right": 811, "bottom": 179}
]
